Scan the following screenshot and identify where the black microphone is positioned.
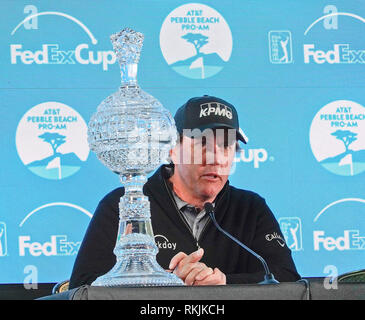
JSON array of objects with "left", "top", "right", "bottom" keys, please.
[{"left": 204, "top": 202, "right": 279, "bottom": 284}]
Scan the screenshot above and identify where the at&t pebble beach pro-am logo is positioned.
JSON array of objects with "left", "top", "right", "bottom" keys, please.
[
  {"left": 160, "top": 3, "right": 233, "bottom": 79},
  {"left": 310, "top": 100, "right": 365, "bottom": 176},
  {"left": 16, "top": 102, "right": 89, "bottom": 180}
]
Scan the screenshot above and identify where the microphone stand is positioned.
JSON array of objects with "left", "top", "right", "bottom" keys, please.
[{"left": 204, "top": 203, "right": 279, "bottom": 285}]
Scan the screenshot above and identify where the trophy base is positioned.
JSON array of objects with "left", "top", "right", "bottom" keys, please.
[{"left": 91, "top": 254, "right": 184, "bottom": 287}]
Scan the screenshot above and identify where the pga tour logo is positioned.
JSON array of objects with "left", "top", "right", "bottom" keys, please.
[
  {"left": 268, "top": 30, "right": 293, "bottom": 64},
  {"left": 199, "top": 103, "right": 232, "bottom": 119},
  {"left": 279, "top": 217, "right": 303, "bottom": 251},
  {"left": 10, "top": 9, "right": 116, "bottom": 70}
]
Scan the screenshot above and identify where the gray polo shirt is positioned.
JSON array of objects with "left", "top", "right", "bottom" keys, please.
[{"left": 171, "top": 191, "right": 212, "bottom": 241}]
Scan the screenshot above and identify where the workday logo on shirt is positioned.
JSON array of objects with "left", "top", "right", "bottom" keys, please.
[
  {"left": 154, "top": 234, "right": 177, "bottom": 251},
  {"left": 160, "top": 3, "right": 233, "bottom": 79}
]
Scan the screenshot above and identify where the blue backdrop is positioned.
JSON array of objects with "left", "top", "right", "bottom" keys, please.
[{"left": 1, "top": 0, "right": 364, "bottom": 284}]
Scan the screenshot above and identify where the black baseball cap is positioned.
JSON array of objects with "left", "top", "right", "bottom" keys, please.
[{"left": 174, "top": 95, "right": 247, "bottom": 144}]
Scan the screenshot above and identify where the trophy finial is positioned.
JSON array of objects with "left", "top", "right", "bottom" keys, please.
[{"left": 110, "top": 28, "right": 144, "bottom": 65}]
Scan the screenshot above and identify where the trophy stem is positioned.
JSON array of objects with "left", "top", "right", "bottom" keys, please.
[
  {"left": 120, "top": 63, "right": 138, "bottom": 87},
  {"left": 91, "top": 173, "right": 183, "bottom": 287}
]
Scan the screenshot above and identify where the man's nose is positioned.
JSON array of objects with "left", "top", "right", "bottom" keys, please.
[{"left": 205, "top": 142, "right": 228, "bottom": 166}]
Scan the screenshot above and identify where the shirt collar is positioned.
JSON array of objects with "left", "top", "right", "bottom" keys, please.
[
  {"left": 171, "top": 189, "right": 216, "bottom": 213},
  {"left": 172, "top": 190, "right": 189, "bottom": 210}
]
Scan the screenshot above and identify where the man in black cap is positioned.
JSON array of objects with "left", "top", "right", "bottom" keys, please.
[{"left": 69, "top": 95, "right": 300, "bottom": 288}]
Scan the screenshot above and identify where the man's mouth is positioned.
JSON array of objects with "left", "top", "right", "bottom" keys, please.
[{"left": 201, "top": 173, "right": 221, "bottom": 181}]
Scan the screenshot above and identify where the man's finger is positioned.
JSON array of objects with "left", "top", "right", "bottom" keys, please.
[
  {"left": 169, "top": 248, "right": 204, "bottom": 270},
  {"left": 184, "top": 265, "right": 206, "bottom": 285},
  {"left": 168, "top": 251, "right": 187, "bottom": 270},
  {"left": 183, "top": 248, "right": 204, "bottom": 266},
  {"left": 194, "top": 268, "right": 226, "bottom": 286},
  {"left": 195, "top": 267, "right": 214, "bottom": 282},
  {"left": 178, "top": 261, "right": 206, "bottom": 280}
]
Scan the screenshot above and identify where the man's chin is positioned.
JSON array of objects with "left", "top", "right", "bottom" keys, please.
[{"left": 197, "top": 185, "right": 223, "bottom": 201}]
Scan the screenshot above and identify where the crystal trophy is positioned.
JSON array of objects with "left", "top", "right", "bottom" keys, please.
[{"left": 87, "top": 28, "right": 183, "bottom": 287}]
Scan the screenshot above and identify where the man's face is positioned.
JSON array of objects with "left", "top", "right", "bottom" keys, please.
[{"left": 170, "top": 129, "right": 236, "bottom": 202}]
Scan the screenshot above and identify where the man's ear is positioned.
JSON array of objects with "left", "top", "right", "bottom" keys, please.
[
  {"left": 169, "top": 145, "right": 177, "bottom": 164},
  {"left": 162, "top": 149, "right": 175, "bottom": 179}
]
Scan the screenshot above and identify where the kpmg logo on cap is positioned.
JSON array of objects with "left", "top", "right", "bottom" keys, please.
[
  {"left": 268, "top": 30, "right": 293, "bottom": 64},
  {"left": 10, "top": 8, "right": 116, "bottom": 70},
  {"left": 309, "top": 100, "right": 365, "bottom": 176},
  {"left": 15, "top": 102, "right": 89, "bottom": 180},
  {"left": 160, "top": 3, "right": 233, "bottom": 79},
  {"left": 199, "top": 102, "right": 232, "bottom": 119}
]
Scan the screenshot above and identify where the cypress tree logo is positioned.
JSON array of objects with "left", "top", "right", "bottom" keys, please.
[
  {"left": 160, "top": 3, "right": 232, "bottom": 79},
  {"left": 16, "top": 102, "right": 89, "bottom": 180},
  {"left": 310, "top": 100, "right": 365, "bottom": 176}
]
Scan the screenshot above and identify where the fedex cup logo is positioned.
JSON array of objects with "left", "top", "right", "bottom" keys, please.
[
  {"left": 303, "top": 11, "right": 365, "bottom": 65},
  {"left": 313, "top": 198, "right": 365, "bottom": 252},
  {"left": 10, "top": 10, "right": 116, "bottom": 70},
  {"left": 311, "top": 198, "right": 365, "bottom": 277},
  {"left": 18, "top": 202, "right": 92, "bottom": 257}
]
